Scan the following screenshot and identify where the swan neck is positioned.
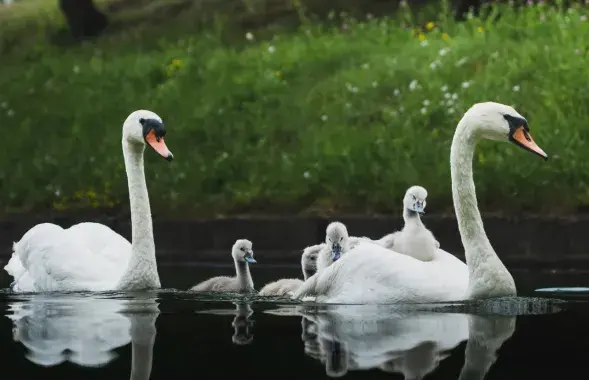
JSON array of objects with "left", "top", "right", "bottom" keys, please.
[
  {"left": 451, "top": 118, "right": 515, "bottom": 298},
  {"left": 234, "top": 258, "right": 254, "bottom": 292},
  {"left": 403, "top": 208, "right": 424, "bottom": 228},
  {"left": 118, "top": 141, "right": 160, "bottom": 290}
]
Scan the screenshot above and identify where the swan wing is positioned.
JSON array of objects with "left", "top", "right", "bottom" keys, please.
[
  {"left": 11, "top": 223, "right": 129, "bottom": 292},
  {"left": 297, "top": 242, "right": 468, "bottom": 304},
  {"left": 65, "top": 222, "right": 131, "bottom": 265}
]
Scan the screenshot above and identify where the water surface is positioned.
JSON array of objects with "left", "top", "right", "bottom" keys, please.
[{"left": 1, "top": 265, "right": 588, "bottom": 379}]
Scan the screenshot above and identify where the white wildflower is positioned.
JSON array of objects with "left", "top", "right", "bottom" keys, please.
[
  {"left": 0, "top": 101, "right": 6, "bottom": 108},
  {"left": 448, "top": 107, "right": 455, "bottom": 114},
  {"left": 444, "top": 92, "right": 451, "bottom": 99},
  {"left": 303, "top": 171, "right": 311, "bottom": 179},
  {"left": 268, "top": 45, "right": 276, "bottom": 53},
  {"left": 420, "top": 107, "right": 427, "bottom": 115},
  {"left": 393, "top": 88, "right": 400, "bottom": 96},
  {"left": 438, "top": 47, "right": 451, "bottom": 56},
  {"left": 372, "top": 81, "right": 378, "bottom": 88},
  {"left": 321, "top": 114, "right": 328, "bottom": 122},
  {"left": 7, "top": 109, "right": 14, "bottom": 117},
  {"left": 420, "top": 40, "right": 429, "bottom": 47},
  {"left": 455, "top": 57, "right": 468, "bottom": 67},
  {"left": 440, "top": 85, "right": 448, "bottom": 92},
  {"left": 409, "top": 80, "right": 419, "bottom": 91},
  {"left": 73, "top": 65, "right": 80, "bottom": 74},
  {"left": 246, "top": 32, "right": 254, "bottom": 41},
  {"left": 461, "top": 81, "right": 472, "bottom": 89},
  {"left": 513, "top": 85, "right": 520, "bottom": 92},
  {"left": 361, "top": 63, "right": 370, "bottom": 70},
  {"left": 423, "top": 99, "right": 430, "bottom": 106},
  {"left": 451, "top": 93, "right": 458, "bottom": 100}
]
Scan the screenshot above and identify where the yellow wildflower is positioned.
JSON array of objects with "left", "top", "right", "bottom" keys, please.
[
  {"left": 171, "top": 59, "right": 182, "bottom": 67},
  {"left": 418, "top": 33, "right": 426, "bottom": 41},
  {"left": 86, "top": 188, "right": 96, "bottom": 200},
  {"left": 477, "top": 26, "right": 484, "bottom": 33},
  {"left": 442, "top": 32, "right": 450, "bottom": 41},
  {"left": 275, "top": 71, "right": 281, "bottom": 78},
  {"left": 426, "top": 21, "right": 435, "bottom": 30}
]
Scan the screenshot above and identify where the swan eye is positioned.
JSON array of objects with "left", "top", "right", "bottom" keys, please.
[
  {"left": 240, "top": 247, "right": 245, "bottom": 252},
  {"left": 339, "top": 237, "right": 343, "bottom": 242},
  {"left": 412, "top": 195, "right": 416, "bottom": 201}
]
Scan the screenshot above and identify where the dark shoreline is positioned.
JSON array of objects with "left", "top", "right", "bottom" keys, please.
[{"left": 1, "top": 213, "right": 588, "bottom": 267}]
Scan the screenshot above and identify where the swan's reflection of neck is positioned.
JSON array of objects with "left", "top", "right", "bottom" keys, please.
[
  {"left": 232, "top": 302, "right": 254, "bottom": 345},
  {"left": 458, "top": 315, "right": 515, "bottom": 380},
  {"left": 8, "top": 292, "right": 159, "bottom": 380}
]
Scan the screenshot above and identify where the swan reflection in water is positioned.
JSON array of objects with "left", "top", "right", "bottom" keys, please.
[
  {"left": 196, "top": 301, "right": 255, "bottom": 345},
  {"left": 6, "top": 291, "right": 159, "bottom": 379},
  {"left": 266, "top": 300, "right": 562, "bottom": 379}
]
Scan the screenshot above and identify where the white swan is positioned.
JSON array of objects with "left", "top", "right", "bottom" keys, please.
[
  {"left": 258, "top": 245, "right": 319, "bottom": 297},
  {"left": 292, "top": 102, "right": 547, "bottom": 303},
  {"left": 375, "top": 185, "right": 440, "bottom": 261},
  {"left": 189, "top": 239, "right": 257, "bottom": 294},
  {"left": 4, "top": 110, "right": 174, "bottom": 292}
]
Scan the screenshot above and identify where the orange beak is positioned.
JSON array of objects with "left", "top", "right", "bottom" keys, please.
[
  {"left": 145, "top": 129, "right": 174, "bottom": 161},
  {"left": 511, "top": 126, "right": 547, "bottom": 160}
]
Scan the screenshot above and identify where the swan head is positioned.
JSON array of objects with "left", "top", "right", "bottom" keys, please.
[
  {"left": 232, "top": 239, "right": 256, "bottom": 264},
  {"left": 403, "top": 185, "right": 428, "bottom": 215},
  {"left": 123, "top": 110, "right": 174, "bottom": 161},
  {"left": 325, "top": 222, "right": 349, "bottom": 262},
  {"left": 462, "top": 102, "right": 547, "bottom": 160}
]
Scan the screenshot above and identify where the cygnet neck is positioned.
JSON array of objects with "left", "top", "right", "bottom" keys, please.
[{"left": 234, "top": 255, "right": 254, "bottom": 292}]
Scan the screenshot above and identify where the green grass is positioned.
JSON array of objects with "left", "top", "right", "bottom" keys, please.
[{"left": 1, "top": 0, "right": 589, "bottom": 217}]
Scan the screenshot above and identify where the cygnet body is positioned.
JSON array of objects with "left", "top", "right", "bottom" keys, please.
[
  {"left": 190, "top": 239, "right": 256, "bottom": 294},
  {"left": 258, "top": 245, "right": 320, "bottom": 297},
  {"left": 376, "top": 186, "right": 439, "bottom": 262}
]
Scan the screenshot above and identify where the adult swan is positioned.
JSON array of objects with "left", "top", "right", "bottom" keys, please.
[
  {"left": 4, "top": 110, "right": 174, "bottom": 292},
  {"left": 292, "top": 102, "right": 548, "bottom": 303}
]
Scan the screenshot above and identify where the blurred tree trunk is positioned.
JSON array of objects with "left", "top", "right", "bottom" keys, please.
[{"left": 59, "top": 0, "right": 108, "bottom": 39}]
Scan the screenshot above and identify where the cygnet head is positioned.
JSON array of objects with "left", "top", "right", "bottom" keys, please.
[
  {"left": 403, "top": 185, "right": 428, "bottom": 215},
  {"left": 325, "top": 222, "right": 349, "bottom": 262},
  {"left": 232, "top": 239, "right": 256, "bottom": 264},
  {"left": 123, "top": 110, "right": 174, "bottom": 161},
  {"left": 462, "top": 102, "right": 547, "bottom": 160}
]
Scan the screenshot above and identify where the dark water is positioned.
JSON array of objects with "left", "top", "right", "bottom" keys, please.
[{"left": 1, "top": 265, "right": 589, "bottom": 380}]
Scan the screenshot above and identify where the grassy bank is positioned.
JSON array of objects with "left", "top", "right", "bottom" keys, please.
[{"left": 1, "top": 1, "right": 589, "bottom": 217}]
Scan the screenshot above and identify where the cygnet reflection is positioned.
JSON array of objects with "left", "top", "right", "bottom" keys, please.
[
  {"left": 197, "top": 301, "right": 255, "bottom": 345},
  {"left": 6, "top": 291, "right": 159, "bottom": 380}
]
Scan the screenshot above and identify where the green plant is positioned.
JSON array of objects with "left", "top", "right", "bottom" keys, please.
[{"left": 0, "top": 1, "right": 588, "bottom": 217}]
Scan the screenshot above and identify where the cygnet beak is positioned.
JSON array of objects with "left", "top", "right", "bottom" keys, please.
[
  {"left": 244, "top": 251, "right": 256, "bottom": 264},
  {"left": 331, "top": 244, "right": 342, "bottom": 261},
  {"left": 413, "top": 200, "right": 425, "bottom": 215}
]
